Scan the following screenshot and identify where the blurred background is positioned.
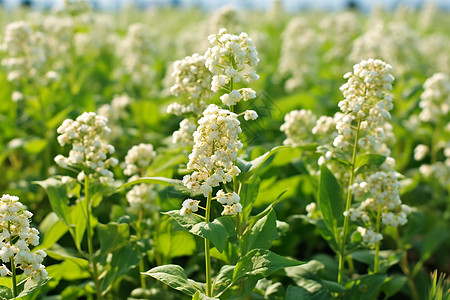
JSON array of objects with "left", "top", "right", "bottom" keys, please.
[{"left": 1, "top": 0, "right": 450, "bottom": 11}]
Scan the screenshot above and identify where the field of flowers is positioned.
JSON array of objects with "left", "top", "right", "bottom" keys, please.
[{"left": 0, "top": 1, "right": 449, "bottom": 299}]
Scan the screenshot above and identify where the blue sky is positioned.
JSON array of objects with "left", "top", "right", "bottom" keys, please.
[{"left": 2, "top": 0, "right": 450, "bottom": 11}]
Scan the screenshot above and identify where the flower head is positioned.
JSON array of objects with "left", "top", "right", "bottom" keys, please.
[
  {"left": 55, "top": 112, "right": 117, "bottom": 184},
  {"left": 0, "top": 194, "right": 48, "bottom": 282},
  {"left": 183, "top": 104, "right": 242, "bottom": 197}
]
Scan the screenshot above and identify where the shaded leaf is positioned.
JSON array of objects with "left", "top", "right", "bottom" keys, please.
[
  {"left": 318, "top": 164, "right": 343, "bottom": 237},
  {"left": 232, "top": 249, "right": 301, "bottom": 283}
]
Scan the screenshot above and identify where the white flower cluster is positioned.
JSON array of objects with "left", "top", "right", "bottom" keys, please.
[
  {"left": 204, "top": 28, "right": 259, "bottom": 105},
  {"left": 170, "top": 53, "right": 213, "bottom": 101},
  {"left": 215, "top": 190, "right": 242, "bottom": 215},
  {"left": 349, "top": 22, "right": 419, "bottom": 75},
  {"left": 126, "top": 183, "right": 158, "bottom": 215},
  {"left": 123, "top": 144, "right": 158, "bottom": 215},
  {"left": 208, "top": 5, "right": 241, "bottom": 34},
  {"left": 345, "top": 160, "right": 411, "bottom": 244},
  {"left": 98, "top": 94, "right": 133, "bottom": 140},
  {"left": 123, "top": 143, "right": 156, "bottom": 177},
  {"left": 0, "top": 194, "right": 48, "bottom": 282},
  {"left": 334, "top": 59, "right": 395, "bottom": 154},
  {"left": 414, "top": 144, "right": 429, "bottom": 161},
  {"left": 419, "top": 142, "right": 450, "bottom": 187},
  {"left": 356, "top": 227, "right": 383, "bottom": 244},
  {"left": 183, "top": 104, "right": 242, "bottom": 197},
  {"left": 278, "top": 17, "right": 319, "bottom": 92},
  {"left": 173, "top": 118, "right": 197, "bottom": 146},
  {"left": 418, "top": 73, "right": 450, "bottom": 123},
  {"left": 54, "top": 112, "right": 118, "bottom": 184},
  {"left": 180, "top": 199, "right": 200, "bottom": 216},
  {"left": 319, "top": 12, "right": 360, "bottom": 62},
  {"left": 280, "top": 109, "right": 317, "bottom": 146},
  {"left": 0, "top": 21, "right": 46, "bottom": 82},
  {"left": 117, "top": 23, "right": 156, "bottom": 86}
]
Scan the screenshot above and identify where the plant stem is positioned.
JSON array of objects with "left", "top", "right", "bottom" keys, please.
[
  {"left": 205, "top": 193, "right": 213, "bottom": 297},
  {"left": 137, "top": 209, "right": 146, "bottom": 289},
  {"left": 85, "top": 176, "right": 103, "bottom": 300},
  {"left": 374, "top": 203, "right": 382, "bottom": 273},
  {"left": 8, "top": 222, "right": 18, "bottom": 298},
  {"left": 338, "top": 119, "right": 361, "bottom": 285},
  {"left": 396, "top": 229, "right": 420, "bottom": 300}
]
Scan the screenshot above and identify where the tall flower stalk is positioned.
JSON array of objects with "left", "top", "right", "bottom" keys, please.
[
  {"left": 329, "top": 59, "right": 410, "bottom": 284},
  {"left": 182, "top": 104, "right": 243, "bottom": 296},
  {"left": 54, "top": 112, "right": 118, "bottom": 299}
]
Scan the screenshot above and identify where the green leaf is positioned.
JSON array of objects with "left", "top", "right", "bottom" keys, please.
[
  {"left": 232, "top": 249, "right": 301, "bottom": 283},
  {"left": 143, "top": 264, "right": 200, "bottom": 296},
  {"left": 156, "top": 231, "right": 196, "bottom": 259},
  {"left": 23, "top": 138, "right": 48, "bottom": 154},
  {"left": 101, "top": 244, "right": 140, "bottom": 293},
  {"left": 237, "top": 146, "right": 290, "bottom": 181},
  {"left": 0, "top": 286, "right": 12, "bottom": 299},
  {"left": 318, "top": 164, "right": 343, "bottom": 236},
  {"left": 46, "top": 260, "right": 90, "bottom": 281},
  {"left": 239, "top": 178, "right": 261, "bottom": 222},
  {"left": 192, "top": 290, "right": 217, "bottom": 300},
  {"left": 381, "top": 275, "right": 407, "bottom": 298},
  {"left": 119, "top": 176, "right": 196, "bottom": 196},
  {"left": 345, "top": 274, "right": 387, "bottom": 300},
  {"left": 165, "top": 211, "right": 235, "bottom": 253},
  {"left": 285, "top": 260, "right": 325, "bottom": 294},
  {"left": 212, "top": 265, "right": 234, "bottom": 294},
  {"left": 17, "top": 278, "right": 51, "bottom": 297},
  {"left": 285, "top": 285, "right": 333, "bottom": 300},
  {"left": 190, "top": 219, "right": 231, "bottom": 253},
  {"left": 37, "top": 212, "right": 69, "bottom": 250},
  {"left": 355, "top": 154, "right": 386, "bottom": 175},
  {"left": 97, "top": 222, "right": 129, "bottom": 264},
  {"left": 164, "top": 210, "right": 204, "bottom": 230},
  {"left": 34, "top": 178, "right": 71, "bottom": 226},
  {"left": 241, "top": 208, "right": 277, "bottom": 255},
  {"left": 320, "top": 280, "right": 346, "bottom": 293}
]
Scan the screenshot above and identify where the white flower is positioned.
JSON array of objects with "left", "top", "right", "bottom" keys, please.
[
  {"left": 414, "top": 144, "right": 429, "bottom": 161},
  {"left": 244, "top": 110, "right": 258, "bottom": 121},
  {"left": 205, "top": 28, "right": 259, "bottom": 92},
  {"left": 183, "top": 104, "right": 242, "bottom": 197},
  {"left": 123, "top": 143, "right": 156, "bottom": 177},
  {"left": 280, "top": 109, "right": 317, "bottom": 146},
  {"left": 170, "top": 53, "right": 213, "bottom": 101},
  {"left": 55, "top": 112, "right": 117, "bottom": 184},
  {"left": 221, "top": 203, "right": 242, "bottom": 215},
  {"left": 180, "top": 199, "right": 201, "bottom": 216},
  {"left": 173, "top": 118, "right": 197, "bottom": 146},
  {"left": 418, "top": 73, "right": 450, "bottom": 123},
  {"left": 0, "top": 195, "right": 47, "bottom": 282}
]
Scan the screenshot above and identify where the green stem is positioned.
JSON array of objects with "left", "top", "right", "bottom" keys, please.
[
  {"left": 396, "top": 229, "right": 419, "bottom": 300},
  {"left": 205, "top": 193, "right": 213, "bottom": 297},
  {"left": 374, "top": 203, "right": 382, "bottom": 273},
  {"left": 85, "top": 176, "right": 103, "bottom": 300},
  {"left": 137, "top": 209, "right": 147, "bottom": 289},
  {"left": 338, "top": 119, "right": 361, "bottom": 285},
  {"left": 8, "top": 222, "right": 18, "bottom": 298}
]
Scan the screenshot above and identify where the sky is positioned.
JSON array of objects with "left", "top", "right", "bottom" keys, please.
[{"left": 2, "top": 0, "right": 450, "bottom": 11}]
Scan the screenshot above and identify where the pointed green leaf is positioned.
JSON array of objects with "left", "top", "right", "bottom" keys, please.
[
  {"left": 143, "top": 264, "right": 200, "bottom": 296},
  {"left": 164, "top": 210, "right": 204, "bottom": 230},
  {"left": 119, "top": 176, "right": 196, "bottom": 195},
  {"left": 34, "top": 178, "right": 71, "bottom": 226},
  {"left": 355, "top": 154, "right": 386, "bottom": 175},
  {"left": 318, "top": 164, "right": 343, "bottom": 235},
  {"left": 101, "top": 244, "right": 140, "bottom": 293},
  {"left": 241, "top": 208, "right": 277, "bottom": 255},
  {"left": 232, "top": 249, "right": 301, "bottom": 283},
  {"left": 97, "top": 222, "right": 129, "bottom": 264}
]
